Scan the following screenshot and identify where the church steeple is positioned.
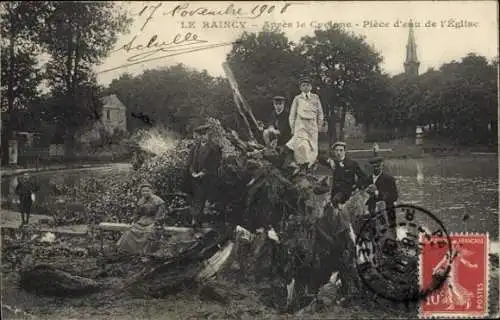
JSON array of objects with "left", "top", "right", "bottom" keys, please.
[{"left": 404, "top": 23, "right": 420, "bottom": 77}]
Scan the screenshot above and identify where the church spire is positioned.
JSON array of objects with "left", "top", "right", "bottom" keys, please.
[{"left": 404, "top": 23, "right": 420, "bottom": 77}]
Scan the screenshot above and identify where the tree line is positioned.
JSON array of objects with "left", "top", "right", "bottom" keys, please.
[
  {"left": 1, "top": 1, "right": 131, "bottom": 164},
  {"left": 108, "top": 27, "right": 497, "bottom": 148},
  {"left": 386, "top": 54, "right": 498, "bottom": 146}
]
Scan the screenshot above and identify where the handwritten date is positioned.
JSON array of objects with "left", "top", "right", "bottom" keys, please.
[{"left": 138, "top": 2, "right": 298, "bottom": 30}]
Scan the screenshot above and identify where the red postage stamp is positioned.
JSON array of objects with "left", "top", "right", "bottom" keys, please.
[{"left": 419, "top": 233, "right": 489, "bottom": 318}]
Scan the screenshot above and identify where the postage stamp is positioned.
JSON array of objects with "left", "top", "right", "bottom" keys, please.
[
  {"left": 355, "top": 204, "right": 453, "bottom": 303},
  {"left": 419, "top": 233, "right": 489, "bottom": 318}
]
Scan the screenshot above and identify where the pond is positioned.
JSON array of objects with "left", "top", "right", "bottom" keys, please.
[
  {"left": 381, "top": 156, "right": 498, "bottom": 239},
  {"left": 1, "top": 156, "right": 498, "bottom": 239},
  {"left": 1, "top": 164, "right": 132, "bottom": 213}
]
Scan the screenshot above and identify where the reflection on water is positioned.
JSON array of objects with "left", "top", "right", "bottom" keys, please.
[
  {"left": 1, "top": 164, "right": 132, "bottom": 208},
  {"left": 6, "top": 176, "right": 18, "bottom": 200},
  {"left": 1, "top": 157, "right": 498, "bottom": 238},
  {"left": 416, "top": 162, "right": 424, "bottom": 185},
  {"left": 382, "top": 156, "right": 498, "bottom": 239}
]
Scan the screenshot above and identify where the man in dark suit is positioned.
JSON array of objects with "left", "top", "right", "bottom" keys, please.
[
  {"left": 187, "top": 124, "right": 222, "bottom": 229},
  {"left": 263, "top": 95, "right": 295, "bottom": 169},
  {"left": 365, "top": 157, "right": 399, "bottom": 227},
  {"left": 263, "top": 96, "right": 292, "bottom": 149},
  {"left": 319, "top": 141, "right": 368, "bottom": 207}
]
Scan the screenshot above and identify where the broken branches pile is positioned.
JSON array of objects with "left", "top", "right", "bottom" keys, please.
[{"left": 14, "top": 117, "right": 369, "bottom": 310}]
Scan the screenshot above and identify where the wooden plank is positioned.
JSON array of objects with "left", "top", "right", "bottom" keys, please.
[
  {"left": 96, "top": 222, "right": 130, "bottom": 232},
  {"left": 347, "top": 148, "right": 393, "bottom": 153},
  {"left": 97, "top": 222, "right": 211, "bottom": 233},
  {"left": 0, "top": 225, "right": 88, "bottom": 235}
]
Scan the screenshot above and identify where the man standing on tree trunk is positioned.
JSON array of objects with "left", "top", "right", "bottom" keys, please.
[
  {"left": 263, "top": 96, "right": 292, "bottom": 149},
  {"left": 286, "top": 76, "right": 324, "bottom": 174},
  {"left": 187, "top": 124, "right": 222, "bottom": 230},
  {"left": 263, "top": 95, "right": 294, "bottom": 168}
]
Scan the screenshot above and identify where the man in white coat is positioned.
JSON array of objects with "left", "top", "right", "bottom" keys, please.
[{"left": 286, "top": 76, "right": 324, "bottom": 171}]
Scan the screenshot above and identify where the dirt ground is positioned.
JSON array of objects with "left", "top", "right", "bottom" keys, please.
[
  {"left": 2, "top": 246, "right": 499, "bottom": 320},
  {"left": 2, "top": 273, "right": 498, "bottom": 319},
  {"left": 0, "top": 273, "right": 415, "bottom": 320},
  {"left": 2, "top": 222, "right": 499, "bottom": 320}
]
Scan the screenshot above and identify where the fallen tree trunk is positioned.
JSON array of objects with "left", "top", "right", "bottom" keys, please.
[
  {"left": 20, "top": 264, "right": 101, "bottom": 296},
  {"left": 122, "top": 228, "right": 232, "bottom": 298},
  {"left": 16, "top": 227, "right": 233, "bottom": 298}
]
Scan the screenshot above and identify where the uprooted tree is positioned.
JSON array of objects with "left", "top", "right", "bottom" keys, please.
[{"left": 13, "top": 116, "right": 375, "bottom": 311}]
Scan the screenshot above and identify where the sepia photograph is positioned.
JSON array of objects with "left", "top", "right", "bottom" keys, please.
[{"left": 1, "top": 1, "right": 498, "bottom": 319}]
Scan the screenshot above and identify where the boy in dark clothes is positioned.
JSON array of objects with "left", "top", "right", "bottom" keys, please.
[{"left": 15, "top": 173, "right": 39, "bottom": 225}]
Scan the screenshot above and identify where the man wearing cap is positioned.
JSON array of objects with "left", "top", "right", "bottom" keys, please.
[
  {"left": 320, "top": 141, "right": 368, "bottom": 207},
  {"left": 365, "top": 156, "right": 399, "bottom": 226},
  {"left": 187, "top": 124, "right": 222, "bottom": 229},
  {"left": 286, "top": 76, "right": 325, "bottom": 171},
  {"left": 263, "top": 95, "right": 292, "bottom": 149}
]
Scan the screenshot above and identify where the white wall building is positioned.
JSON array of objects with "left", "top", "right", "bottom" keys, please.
[
  {"left": 101, "top": 94, "right": 127, "bottom": 133},
  {"left": 75, "top": 94, "right": 128, "bottom": 145}
]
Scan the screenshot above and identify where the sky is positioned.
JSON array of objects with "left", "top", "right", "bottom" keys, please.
[{"left": 95, "top": 1, "right": 499, "bottom": 86}]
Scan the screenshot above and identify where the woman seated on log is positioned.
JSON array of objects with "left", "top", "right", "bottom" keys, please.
[{"left": 117, "top": 183, "right": 167, "bottom": 255}]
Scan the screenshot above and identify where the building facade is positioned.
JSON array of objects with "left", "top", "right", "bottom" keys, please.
[
  {"left": 75, "top": 94, "right": 128, "bottom": 146},
  {"left": 101, "top": 94, "right": 127, "bottom": 133}
]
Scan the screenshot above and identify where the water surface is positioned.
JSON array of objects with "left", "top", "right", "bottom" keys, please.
[{"left": 1, "top": 157, "right": 497, "bottom": 238}]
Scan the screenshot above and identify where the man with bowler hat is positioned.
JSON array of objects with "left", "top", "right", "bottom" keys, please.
[
  {"left": 365, "top": 156, "right": 399, "bottom": 227},
  {"left": 286, "top": 75, "right": 325, "bottom": 172},
  {"left": 263, "top": 95, "right": 292, "bottom": 149},
  {"left": 187, "top": 124, "right": 222, "bottom": 229}
]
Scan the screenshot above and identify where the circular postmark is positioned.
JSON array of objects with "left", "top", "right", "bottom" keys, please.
[{"left": 355, "top": 204, "right": 453, "bottom": 303}]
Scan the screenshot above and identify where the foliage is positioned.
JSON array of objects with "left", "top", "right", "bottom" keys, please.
[
  {"left": 226, "top": 31, "right": 307, "bottom": 123},
  {"left": 297, "top": 26, "right": 386, "bottom": 142},
  {"left": 38, "top": 1, "right": 132, "bottom": 143},
  {"left": 0, "top": 1, "right": 50, "bottom": 163},
  {"left": 74, "top": 118, "right": 284, "bottom": 226},
  {"left": 106, "top": 65, "right": 240, "bottom": 136},
  {"left": 0, "top": 2, "right": 49, "bottom": 111},
  {"left": 388, "top": 53, "right": 498, "bottom": 145}
]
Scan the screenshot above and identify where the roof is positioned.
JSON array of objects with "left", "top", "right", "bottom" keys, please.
[{"left": 101, "top": 94, "right": 126, "bottom": 110}]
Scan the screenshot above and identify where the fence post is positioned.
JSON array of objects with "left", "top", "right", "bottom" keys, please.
[
  {"left": 372, "top": 143, "right": 379, "bottom": 157},
  {"left": 415, "top": 126, "right": 423, "bottom": 146}
]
